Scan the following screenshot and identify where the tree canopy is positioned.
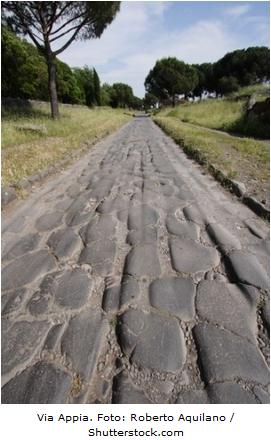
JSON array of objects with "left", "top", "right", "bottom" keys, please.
[
  {"left": 2, "top": 1, "right": 121, "bottom": 118},
  {"left": 146, "top": 47, "right": 269, "bottom": 104},
  {"left": 145, "top": 57, "right": 199, "bottom": 106}
]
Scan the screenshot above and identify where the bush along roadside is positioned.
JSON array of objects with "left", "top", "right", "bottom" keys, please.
[{"left": 154, "top": 117, "right": 269, "bottom": 221}]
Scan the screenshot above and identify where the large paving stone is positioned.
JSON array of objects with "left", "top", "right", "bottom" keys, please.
[
  {"left": 2, "top": 250, "right": 57, "bottom": 291},
  {"left": 3, "top": 233, "right": 41, "bottom": 260},
  {"left": 35, "top": 212, "right": 63, "bottom": 231},
  {"left": 47, "top": 228, "right": 81, "bottom": 260},
  {"left": 176, "top": 389, "right": 209, "bottom": 404},
  {"left": 61, "top": 308, "right": 109, "bottom": 379},
  {"left": 65, "top": 194, "right": 92, "bottom": 226},
  {"left": 253, "top": 386, "right": 270, "bottom": 404},
  {"left": 102, "top": 277, "right": 140, "bottom": 312},
  {"left": 79, "top": 240, "right": 116, "bottom": 275},
  {"left": 128, "top": 205, "right": 159, "bottom": 230},
  {"left": 124, "top": 244, "right": 161, "bottom": 277},
  {"left": 207, "top": 383, "right": 257, "bottom": 404},
  {"left": 97, "top": 196, "right": 128, "bottom": 214},
  {"left": 196, "top": 281, "right": 257, "bottom": 342},
  {"left": 1, "top": 361, "right": 72, "bottom": 403},
  {"left": 55, "top": 270, "right": 92, "bottom": 309},
  {"left": 112, "top": 373, "right": 152, "bottom": 403},
  {"left": 1, "top": 288, "right": 27, "bottom": 315},
  {"left": 166, "top": 216, "right": 200, "bottom": 239},
  {"left": 119, "top": 310, "right": 186, "bottom": 372},
  {"left": 2, "top": 319, "right": 50, "bottom": 377},
  {"left": 127, "top": 226, "right": 157, "bottom": 245},
  {"left": 83, "top": 215, "right": 117, "bottom": 243},
  {"left": 28, "top": 273, "right": 57, "bottom": 316},
  {"left": 227, "top": 250, "right": 269, "bottom": 289},
  {"left": 169, "top": 238, "right": 220, "bottom": 274},
  {"left": 193, "top": 323, "right": 270, "bottom": 385},
  {"left": 88, "top": 178, "right": 114, "bottom": 200},
  {"left": 206, "top": 223, "right": 241, "bottom": 252},
  {"left": 149, "top": 277, "right": 196, "bottom": 320},
  {"left": 102, "top": 286, "right": 120, "bottom": 312},
  {"left": 120, "top": 276, "right": 140, "bottom": 307},
  {"left": 183, "top": 204, "right": 210, "bottom": 225}
]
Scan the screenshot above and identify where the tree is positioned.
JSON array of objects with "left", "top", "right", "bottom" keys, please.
[
  {"left": 73, "top": 66, "right": 95, "bottom": 106},
  {"left": 145, "top": 57, "right": 199, "bottom": 106},
  {"left": 2, "top": 1, "right": 120, "bottom": 118},
  {"left": 110, "top": 83, "right": 134, "bottom": 108},
  {"left": 93, "top": 68, "right": 101, "bottom": 106},
  {"left": 216, "top": 76, "right": 239, "bottom": 96},
  {"left": 143, "top": 92, "right": 158, "bottom": 109}
]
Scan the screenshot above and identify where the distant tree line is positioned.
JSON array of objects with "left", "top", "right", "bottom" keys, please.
[
  {"left": 2, "top": 26, "right": 142, "bottom": 109},
  {"left": 144, "top": 47, "right": 270, "bottom": 107}
]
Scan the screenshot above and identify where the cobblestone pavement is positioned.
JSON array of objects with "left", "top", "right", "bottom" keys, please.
[{"left": 1, "top": 117, "right": 270, "bottom": 404}]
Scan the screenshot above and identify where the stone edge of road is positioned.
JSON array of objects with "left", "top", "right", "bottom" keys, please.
[{"left": 153, "top": 119, "right": 270, "bottom": 222}]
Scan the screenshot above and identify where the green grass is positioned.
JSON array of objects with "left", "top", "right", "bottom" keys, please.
[
  {"left": 157, "top": 84, "right": 270, "bottom": 137},
  {"left": 1, "top": 102, "right": 131, "bottom": 186},
  {"left": 154, "top": 116, "right": 269, "bottom": 189}
]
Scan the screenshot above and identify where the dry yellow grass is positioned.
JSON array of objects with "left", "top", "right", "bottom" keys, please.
[{"left": 2, "top": 103, "right": 131, "bottom": 185}]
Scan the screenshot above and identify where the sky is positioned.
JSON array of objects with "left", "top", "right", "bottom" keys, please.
[{"left": 58, "top": 1, "right": 270, "bottom": 98}]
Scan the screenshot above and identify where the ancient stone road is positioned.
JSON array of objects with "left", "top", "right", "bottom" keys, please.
[{"left": 1, "top": 117, "right": 270, "bottom": 404}]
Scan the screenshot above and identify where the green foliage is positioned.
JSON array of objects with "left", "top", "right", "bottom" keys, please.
[
  {"left": 93, "top": 68, "right": 101, "bottom": 106},
  {"left": 110, "top": 83, "right": 134, "bottom": 108},
  {"left": 216, "top": 76, "right": 239, "bottom": 96},
  {"left": 2, "top": 26, "right": 48, "bottom": 100},
  {"left": 2, "top": 1, "right": 121, "bottom": 118},
  {"left": 145, "top": 57, "right": 199, "bottom": 105}
]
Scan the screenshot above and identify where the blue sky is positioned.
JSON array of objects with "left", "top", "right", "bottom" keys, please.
[{"left": 59, "top": 1, "right": 270, "bottom": 98}]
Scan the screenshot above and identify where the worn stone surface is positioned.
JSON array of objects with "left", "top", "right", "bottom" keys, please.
[
  {"left": 1, "top": 116, "right": 269, "bottom": 404},
  {"left": 206, "top": 223, "right": 241, "bottom": 252},
  {"left": 2, "top": 250, "right": 56, "bottom": 291},
  {"left": 194, "top": 323, "right": 269, "bottom": 385},
  {"left": 176, "top": 389, "right": 209, "bottom": 404},
  {"left": 196, "top": 281, "right": 257, "bottom": 342},
  {"left": 124, "top": 244, "right": 161, "bottom": 277},
  {"left": 2, "top": 319, "right": 50, "bottom": 377},
  {"left": 61, "top": 308, "right": 109, "bottom": 379},
  {"left": 207, "top": 383, "right": 257, "bottom": 404},
  {"left": 127, "top": 226, "right": 157, "bottom": 245},
  {"left": 119, "top": 310, "right": 186, "bottom": 372},
  {"left": 166, "top": 216, "right": 200, "bottom": 239},
  {"left": 112, "top": 373, "right": 152, "bottom": 403},
  {"left": 1, "top": 361, "right": 72, "bottom": 404},
  {"left": 1, "top": 288, "right": 28, "bottom": 315},
  {"left": 227, "top": 250, "right": 269, "bottom": 289},
  {"left": 82, "top": 215, "right": 117, "bottom": 243},
  {"left": 35, "top": 212, "right": 63, "bottom": 231},
  {"left": 128, "top": 205, "right": 159, "bottom": 230},
  {"left": 47, "top": 229, "right": 81, "bottom": 260},
  {"left": 169, "top": 237, "right": 220, "bottom": 274},
  {"left": 79, "top": 240, "right": 116, "bottom": 275},
  {"left": 149, "top": 277, "right": 196, "bottom": 320},
  {"left": 3, "top": 233, "right": 41, "bottom": 260},
  {"left": 55, "top": 270, "right": 92, "bottom": 309}
]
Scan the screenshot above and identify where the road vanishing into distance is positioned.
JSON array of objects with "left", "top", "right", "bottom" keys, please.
[{"left": 1, "top": 116, "right": 270, "bottom": 404}]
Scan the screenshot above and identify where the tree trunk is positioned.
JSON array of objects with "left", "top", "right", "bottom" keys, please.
[
  {"left": 172, "top": 94, "right": 175, "bottom": 107},
  {"left": 47, "top": 54, "right": 59, "bottom": 119}
]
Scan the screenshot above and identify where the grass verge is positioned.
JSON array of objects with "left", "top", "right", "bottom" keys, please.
[
  {"left": 157, "top": 84, "right": 270, "bottom": 138},
  {"left": 2, "top": 102, "right": 131, "bottom": 186},
  {"left": 154, "top": 116, "right": 269, "bottom": 206}
]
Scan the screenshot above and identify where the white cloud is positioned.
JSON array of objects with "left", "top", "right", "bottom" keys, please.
[
  {"left": 225, "top": 4, "right": 250, "bottom": 19},
  {"left": 58, "top": 2, "right": 268, "bottom": 98}
]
